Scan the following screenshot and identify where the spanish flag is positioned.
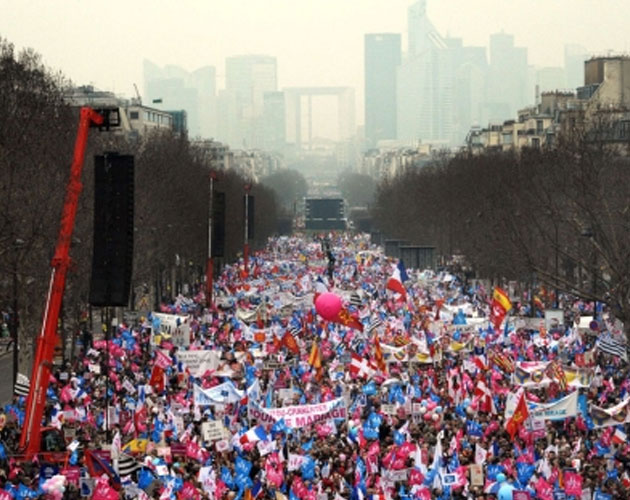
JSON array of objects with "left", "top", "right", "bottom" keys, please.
[{"left": 490, "top": 287, "right": 512, "bottom": 330}]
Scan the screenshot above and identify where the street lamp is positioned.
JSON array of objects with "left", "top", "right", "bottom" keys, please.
[
  {"left": 554, "top": 222, "right": 559, "bottom": 309},
  {"left": 244, "top": 183, "right": 251, "bottom": 272},
  {"left": 581, "top": 228, "right": 597, "bottom": 320},
  {"left": 11, "top": 238, "right": 25, "bottom": 388},
  {"left": 206, "top": 171, "right": 217, "bottom": 309}
]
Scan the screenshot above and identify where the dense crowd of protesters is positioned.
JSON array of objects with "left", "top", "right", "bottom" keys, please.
[{"left": 0, "top": 233, "right": 628, "bottom": 500}]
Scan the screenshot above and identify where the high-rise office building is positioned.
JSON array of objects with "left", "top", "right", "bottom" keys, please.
[
  {"left": 364, "top": 33, "right": 401, "bottom": 149},
  {"left": 483, "top": 33, "right": 528, "bottom": 123},
  {"left": 397, "top": 1, "right": 456, "bottom": 145},
  {"left": 407, "top": 0, "right": 446, "bottom": 56},
  {"left": 565, "top": 44, "right": 590, "bottom": 90},
  {"left": 218, "top": 55, "right": 277, "bottom": 149},
  {"left": 262, "top": 91, "right": 286, "bottom": 152},
  {"left": 143, "top": 60, "right": 216, "bottom": 139}
]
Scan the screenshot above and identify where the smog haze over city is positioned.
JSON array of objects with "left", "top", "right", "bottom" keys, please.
[{"left": 2, "top": 0, "right": 630, "bottom": 154}]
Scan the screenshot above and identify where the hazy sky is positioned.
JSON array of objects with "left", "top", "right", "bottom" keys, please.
[{"left": 2, "top": 0, "right": 629, "bottom": 125}]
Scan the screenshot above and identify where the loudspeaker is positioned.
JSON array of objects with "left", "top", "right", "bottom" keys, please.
[
  {"left": 244, "top": 194, "right": 255, "bottom": 240},
  {"left": 89, "top": 154, "right": 134, "bottom": 307},
  {"left": 212, "top": 191, "right": 225, "bottom": 258}
]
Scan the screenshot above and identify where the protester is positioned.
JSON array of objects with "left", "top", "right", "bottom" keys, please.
[{"left": 1, "top": 233, "right": 629, "bottom": 500}]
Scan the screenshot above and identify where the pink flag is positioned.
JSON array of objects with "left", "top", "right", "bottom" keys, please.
[
  {"left": 417, "top": 489, "right": 431, "bottom": 500},
  {"left": 154, "top": 350, "right": 172, "bottom": 369},
  {"left": 409, "top": 468, "right": 424, "bottom": 486},
  {"left": 564, "top": 471, "right": 583, "bottom": 497},
  {"left": 534, "top": 477, "right": 553, "bottom": 500}
]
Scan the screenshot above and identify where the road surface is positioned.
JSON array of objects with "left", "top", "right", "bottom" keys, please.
[{"left": 0, "top": 349, "right": 14, "bottom": 405}]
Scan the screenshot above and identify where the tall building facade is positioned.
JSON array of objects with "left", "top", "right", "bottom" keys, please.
[
  {"left": 143, "top": 60, "right": 216, "bottom": 139},
  {"left": 364, "top": 33, "right": 401, "bottom": 149},
  {"left": 218, "top": 55, "right": 278, "bottom": 149},
  {"left": 483, "top": 33, "right": 529, "bottom": 123},
  {"left": 262, "top": 91, "right": 286, "bottom": 152},
  {"left": 565, "top": 44, "right": 590, "bottom": 90},
  {"left": 396, "top": 1, "right": 487, "bottom": 147}
]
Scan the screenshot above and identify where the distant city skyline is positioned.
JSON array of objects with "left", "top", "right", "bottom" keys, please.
[{"left": 2, "top": 0, "right": 629, "bottom": 129}]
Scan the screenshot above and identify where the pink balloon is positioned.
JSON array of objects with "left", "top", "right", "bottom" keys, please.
[{"left": 315, "top": 292, "right": 342, "bottom": 321}]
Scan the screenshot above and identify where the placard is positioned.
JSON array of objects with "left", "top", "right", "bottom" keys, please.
[
  {"left": 545, "top": 309, "right": 564, "bottom": 331},
  {"left": 470, "top": 464, "right": 483, "bottom": 486},
  {"left": 381, "top": 404, "right": 396, "bottom": 415},
  {"left": 215, "top": 439, "right": 230, "bottom": 453},
  {"left": 201, "top": 421, "right": 225, "bottom": 442},
  {"left": 278, "top": 388, "right": 295, "bottom": 403},
  {"left": 288, "top": 453, "right": 306, "bottom": 471}
]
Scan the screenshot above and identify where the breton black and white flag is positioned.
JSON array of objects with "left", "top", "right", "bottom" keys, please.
[
  {"left": 118, "top": 453, "right": 141, "bottom": 476},
  {"left": 14, "top": 373, "right": 30, "bottom": 397},
  {"left": 597, "top": 333, "right": 628, "bottom": 362}
]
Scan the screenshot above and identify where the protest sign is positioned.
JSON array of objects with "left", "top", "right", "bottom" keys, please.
[
  {"left": 288, "top": 454, "right": 306, "bottom": 471},
  {"left": 257, "top": 439, "right": 276, "bottom": 456},
  {"left": 513, "top": 491, "right": 531, "bottom": 500},
  {"left": 514, "top": 362, "right": 592, "bottom": 388},
  {"left": 528, "top": 391, "right": 578, "bottom": 421},
  {"left": 278, "top": 388, "right": 295, "bottom": 403},
  {"left": 215, "top": 439, "right": 230, "bottom": 453},
  {"left": 198, "top": 467, "right": 214, "bottom": 493},
  {"left": 151, "top": 312, "right": 191, "bottom": 347},
  {"left": 381, "top": 404, "right": 396, "bottom": 415},
  {"left": 201, "top": 421, "right": 225, "bottom": 442},
  {"left": 177, "top": 350, "right": 221, "bottom": 377},
  {"left": 248, "top": 398, "right": 347, "bottom": 428},
  {"left": 588, "top": 396, "right": 630, "bottom": 428},
  {"left": 194, "top": 382, "right": 244, "bottom": 406},
  {"left": 470, "top": 464, "right": 484, "bottom": 486}
]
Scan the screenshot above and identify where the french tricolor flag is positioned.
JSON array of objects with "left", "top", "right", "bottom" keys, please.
[
  {"left": 386, "top": 260, "right": 409, "bottom": 299},
  {"left": 613, "top": 427, "right": 627, "bottom": 445},
  {"left": 239, "top": 425, "right": 268, "bottom": 445}
]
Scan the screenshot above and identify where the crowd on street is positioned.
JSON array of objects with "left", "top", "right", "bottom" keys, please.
[{"left": 1, "top": 233, "right": 629, "bottom": 500}]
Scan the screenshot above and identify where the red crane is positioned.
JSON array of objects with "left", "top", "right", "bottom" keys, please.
[{"left": 19, "top": 107, "right": 105, "bottom": 456}]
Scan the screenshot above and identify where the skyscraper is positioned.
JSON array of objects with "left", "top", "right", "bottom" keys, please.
[
  {"left": 482, "top": 33, "right": 529, "bottom": 123},
  {"left": 364, "top": 33, "right": 401, "bottom": 149},
  {"left": 565, "top": 44, "right": 590, "bottom": 90},
  {"left": 262, "top": 91, "right": 286, "bottom": 152},
  {"left": 218, "top": 55, "right": 277, "bottom": 149},
  {"left": 143, "top": 60, "right": 216, "bottom": 139},
  {"left": 397, "top": 0, "right": 453, "bottom": 145}
]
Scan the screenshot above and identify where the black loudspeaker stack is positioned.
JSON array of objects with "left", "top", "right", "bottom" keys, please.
[
  {"left": 212, "top": 192, "right": 226, "bottom": 258},
  {"left": 89, "top": 154, "right": 134, "bottom": 307}
]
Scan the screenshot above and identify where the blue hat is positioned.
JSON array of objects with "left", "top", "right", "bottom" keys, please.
[{"left": 496, "top": 473, "right": 506, "bottom": 483}]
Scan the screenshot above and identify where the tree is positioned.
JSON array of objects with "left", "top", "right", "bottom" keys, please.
[
  {"left": 260, "top": 169, "right": 307, "bottom": 212},
  {"left": 337, "top": 170, "right": 376, "bottom": 208},
  {"left": 372, "top": 127, "right": 630, "bottom": 338},
  {"left": 0, "top": 38, "right": 77, "bottom": 369}
]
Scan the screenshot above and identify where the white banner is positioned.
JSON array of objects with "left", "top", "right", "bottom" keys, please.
[
  {"left": 194, "top": 383, "right": 244, "bottom": 406},
  {"left": 177, "top": 350, "right": 221, "bottom": 377},
  {"left": 248, "top": 398, "right": 347, "bottom": 428},
  {"left": 589, "top": 397, "right": 630, "bottom": 429},
  {"left": 513, "top": 362, "right": 592, "bottom": 388},
  {"left": 529, "top": 391, "right": 578, "bottom": 421},
  {"left": 152, "top": 312, "right": 191, "bottom": 347}
]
